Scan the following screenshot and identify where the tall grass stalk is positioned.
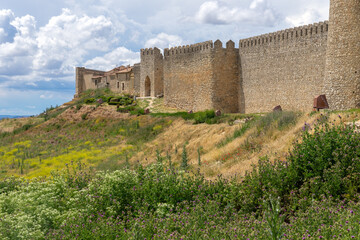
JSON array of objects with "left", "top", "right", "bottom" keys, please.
[{"left": 181, "top": 144, "right": 188, "bottom": 170}]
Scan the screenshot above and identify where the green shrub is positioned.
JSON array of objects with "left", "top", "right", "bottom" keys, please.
[
  {"left": 194, "top": 110, "right": 216, "bottom": 124},
  {"left": 81, "top": 113, "right": 88, "bottom": 120},
  {"left": 106, "top": 96, "right": 114, "bottom": 103},
  {"left": 232, "top": 122, "right": 360, "bottom": 214},
  {"left": 181, "top": 144, "right": 189, "bottom": 169},
  {"left": 108, "top": 102, "right": 119, "bottom": 106},
  {"left": 289, "top": 123, "right": 360, "bottom": 198},
  {"left": 117, "top": 106, "right": 136, "bottom": 113},
  {"left": 256, "top": 111, "right": 300, "bottom": 132},
  {"left": 85, "top": 98, "right": 95, "bottom": 104},
  {"left": 109, "top": 98, "right": 120, "bottom": 103},
  {"left": 130, "top": 108, "right": 145, "bottom": 116},
  {"left": 109, "top": 97, "right": 134, "bottom": 106},
  {"left": 98, "top": 96, "right": 107, "bottom": 103},
  {"left": 150, "top": 111, "right": 195, "bottom": 120}
]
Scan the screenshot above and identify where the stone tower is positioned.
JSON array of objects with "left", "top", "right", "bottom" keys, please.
[
  {"left": 323, "top": 0, "right": 360, "bottom": 110},
  {"left": 140, "top": 48, "right": 164, "bottom": 97}
]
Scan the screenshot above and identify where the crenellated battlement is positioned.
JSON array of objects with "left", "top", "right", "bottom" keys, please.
[
  {"left": 140, "top": 47, "right": 162, "bottom": 56},
  {"left": 164, "top": 40, "right": 213, "bottom": 56},
  {"left": 239, "top": 21, "right": 329, "bottom": 48}
]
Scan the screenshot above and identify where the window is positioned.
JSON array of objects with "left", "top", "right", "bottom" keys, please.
[
  {"left": 122, "top": 83, "right": 125, "bottom": 91},
  {"left": 117, "top": 82, "right": 120, "bottom": 89}
]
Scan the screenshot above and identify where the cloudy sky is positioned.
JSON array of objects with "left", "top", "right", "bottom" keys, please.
[{"left": 0, "top": 0, "right": 329, "bottom": 115}]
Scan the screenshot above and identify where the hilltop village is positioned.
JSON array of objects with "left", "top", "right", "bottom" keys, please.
[{"left": 75, "top": 0, "right": 359, "bottom": 114}]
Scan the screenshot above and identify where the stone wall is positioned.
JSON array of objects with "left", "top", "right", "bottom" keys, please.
[
  {"left": 239, "top": 21, "right": 329, "bottom": 113},
  {"left": 75, "top": 67, "right": 105, "bottom": 97},
  {"left": 133, "top": 63, "right": 141, "bottom": 96},
  {"left": 107, "top": 72, "right": 131, "bottom": 94},
  {"left": 163, "top": 41, "right": 215, "bottom": 111},
  {"left": 324, "top": 0, "right": 360, "bottom": 110}
]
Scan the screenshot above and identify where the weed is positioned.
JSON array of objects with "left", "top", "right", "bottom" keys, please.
[{"left": 181, "top": 144, "right": 188, "bottom": 169}]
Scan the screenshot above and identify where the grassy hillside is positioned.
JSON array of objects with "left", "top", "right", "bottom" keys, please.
[
  {"left": 0, "top": 89, "right": 359, "bottom": 180},
  {"left": 1, "top": 114, "right": 360, "bottom": 239},
  {"left": 1, "top": 89, "right": 360, "bottom": 239}
]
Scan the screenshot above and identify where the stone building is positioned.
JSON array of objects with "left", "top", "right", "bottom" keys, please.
[
  {"left": 75, "top": 0, "right": 360, "bottom": 113},
  {"left": 76, "top": 65, "right": 140, "bottom": 96}
]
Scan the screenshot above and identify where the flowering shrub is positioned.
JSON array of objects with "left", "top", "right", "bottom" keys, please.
[{"left": 233, "top": 121, "right": 360, "bottom": 214}]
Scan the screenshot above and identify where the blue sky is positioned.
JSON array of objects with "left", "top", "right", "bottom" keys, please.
[{"left": 0, "top": 0, "right": 329, "bottom": 115}]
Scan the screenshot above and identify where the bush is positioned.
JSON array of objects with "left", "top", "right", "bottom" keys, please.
[
  {"left": 288, "top": 123, "right": 360, "bottom": 198},
  {"left": 108, "top": 102, "right": 119, "bottom": 106},
  {"left": 257, "top": 111, "right": 300, "bottom": 132},
  {"left": 232, "top": 122, "right": 360, "bottom": 214},
  {"left": 106, "top": 96, "right": 114, "bottom": 103},
  {"left": 130, "top": 108, "right": 145, "bottom": 116},
  {"left": 150, "top": 112, "right": 195, "bottom": 120},
  {"left": 85, "top": 98, "right": 95, "bottom": 104},
  {"left": 109, "top": 96, "right": 134, "bottom": 106},
  {"left": 117, "top": 106, "right": 136, "bottom": 113},
  {"left": 194, "top": 110, "right": 216, "bottom": 124},
  {"left": 81, "top": 113, "right": 88, "bottom": 120}
]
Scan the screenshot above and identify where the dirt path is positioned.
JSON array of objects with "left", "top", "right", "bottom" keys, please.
[{"left": 148, "top": 98, "right": 154, "bottom": 110}]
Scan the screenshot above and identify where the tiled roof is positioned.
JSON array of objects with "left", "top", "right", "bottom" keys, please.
[{"left": 105, "top": 66, "right": 133, "bottom": 76}]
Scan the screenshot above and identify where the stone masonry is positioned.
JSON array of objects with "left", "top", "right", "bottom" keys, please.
[
  {"left": 324, "top": 0, "right": 360, "bottom": 110},
  {"left": 75, "top": 0, "right": 360, "bottom": 113}
]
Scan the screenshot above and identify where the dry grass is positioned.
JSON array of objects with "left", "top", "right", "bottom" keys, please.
[
  {"left": 55, "top": 104, "right": 131, "bottom": 122},
  {"left": 147, "top": 98, "right": 183, "bottom": 113},
  {"left": 130, "top": 110, "right": 360, "bottom": 180},
  {"left": 3, "top": 103, "right": 359, "bottom": 180},
  {"left": 130, "top": 119, "right": 239, "bottom": 166},
  {"left": 0, "top": 117, "right": 43, "bottom": 133}
]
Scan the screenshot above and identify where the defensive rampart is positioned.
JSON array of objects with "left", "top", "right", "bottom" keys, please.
[
  {"left": 239, "top": 21, "right": 329, "bottom": 113},
  {"left": 163, "top": 40, "right": 240, "bottom": 112},
  {"left": 163, "top": 41, "right": 215, "bottom": 111}
]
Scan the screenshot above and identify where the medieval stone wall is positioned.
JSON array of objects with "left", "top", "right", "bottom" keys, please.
[
  {"left": 163, "top": 41, "right": 215, "bottom": 111},
  {"left": 239, "top": 21, "right": 329, "bottom": 113},
  {"left": 75, "top": 67, "right": 105, "bottom": 97}
]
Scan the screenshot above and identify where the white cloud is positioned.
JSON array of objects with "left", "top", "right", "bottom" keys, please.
[
  {"left": 0, "top": 8, "right": 130, "bottom": 81},
  {"left": 40, "top": 94, "right": 54, "bottom": 99},
  {"left": 145, "top": 33, "right": 184, "bottom": 49},
  {"left": 286, "top": 9, "right": 323, "bottom": 26},
  {"left": 0, "top": 12, "right": 38, "bottom": 76},
  {"left": 11, "top": 15, "right": 36, "bottom": 37},
  {"left": 33, "top": 8, "right": 114, "bottom": 76},
  {"left": 195, "top": 0, "right": 277, "bottom": 26},
  {"left": 0, "top": 28, "right": 5, "bottom": 40},
  {"left": 0, "top": 9, "right": 16, "bottom": 43},
  {"left": 84, "top": 47, "right": 139, "bottom": 71}
]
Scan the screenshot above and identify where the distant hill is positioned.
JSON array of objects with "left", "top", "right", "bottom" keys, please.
[{"left": 0, "top": 115, "right": 29, "bottom": 120}]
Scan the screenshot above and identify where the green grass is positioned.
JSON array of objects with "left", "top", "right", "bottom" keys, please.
[{"left": 0, "top": 115, "right": 171, "bottom": 178}]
